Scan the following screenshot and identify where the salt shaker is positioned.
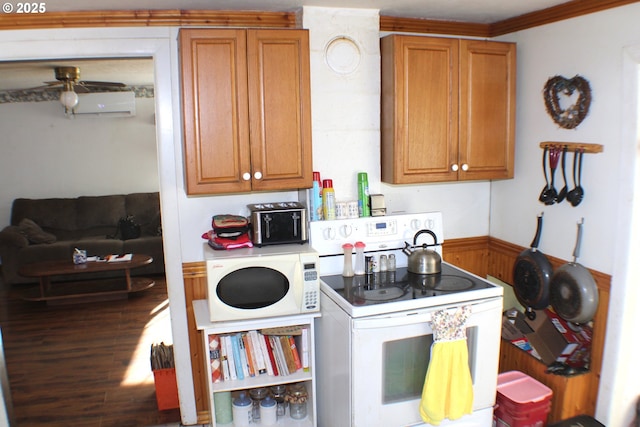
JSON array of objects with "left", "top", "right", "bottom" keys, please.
[
  {"left": 342, "top": 243, "right": 354, "bottom": 277},
  {"left": 354, "top": 241, "right": 366, "bottom": 275},
  {"left": 388, "top": 253, "right": 396, "bottom": 271},
  {"left": 380, "top": 254, "right": 388, "bottom": 271}
]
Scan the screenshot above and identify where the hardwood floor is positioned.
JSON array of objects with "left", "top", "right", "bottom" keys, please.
[{"left": 0, "top": 273, "right": 182, "bottom": 427}]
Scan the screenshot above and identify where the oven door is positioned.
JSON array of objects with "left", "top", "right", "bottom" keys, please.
[{"left": 351, "top": 297, "right": 503, "bottom": 427}]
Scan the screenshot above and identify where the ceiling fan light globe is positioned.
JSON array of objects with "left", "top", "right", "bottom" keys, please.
[{"left": 60, "top": 90, "right": 78, "bottom": 109}]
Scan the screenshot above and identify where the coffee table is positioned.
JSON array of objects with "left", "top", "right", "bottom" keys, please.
[{"left": 18, "top": 254, "right": 155, "bottom": 303}]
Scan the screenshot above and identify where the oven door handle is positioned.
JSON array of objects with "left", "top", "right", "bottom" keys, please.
[{"left": 352, "top": 297, "right": 502, "bottom": 329}]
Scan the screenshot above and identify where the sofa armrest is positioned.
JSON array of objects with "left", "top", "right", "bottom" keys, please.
[{"left": 0, "top": 226, "right": 29, "bottom": 248}]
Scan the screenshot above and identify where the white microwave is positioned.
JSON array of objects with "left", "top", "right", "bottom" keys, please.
[{"left": 205, "top": 244, "right": 320, "bottom": 322}]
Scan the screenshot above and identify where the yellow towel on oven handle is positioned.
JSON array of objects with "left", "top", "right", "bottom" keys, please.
[{"left": 419, "top": 339, "right": 473, "bottom": 425}]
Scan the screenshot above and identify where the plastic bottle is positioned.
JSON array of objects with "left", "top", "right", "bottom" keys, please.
[
  {"left": 232, "top": 391, "right": 252, "bottom": 427},
  {"left": 322, "top": 179, "right": 336, "bottom": 220},
  {"left": 354, "top": 241, "right": 366, "bottom": 275},
  {"left": 260, "top": 396, "right": 278, "bottom": 426},
  {"left": 342, "top": 243, "right": 354, "bottom": 277},
  {"left": 357, "top": 172, "right": 370, "bottom": 217},
  {"left": 310, "top": 171, "right": 323, "bottom": 221}
]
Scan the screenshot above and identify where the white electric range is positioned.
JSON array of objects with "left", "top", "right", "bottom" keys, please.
[{"left": 309, "top": 212, "right": 503, "bottom": 427}]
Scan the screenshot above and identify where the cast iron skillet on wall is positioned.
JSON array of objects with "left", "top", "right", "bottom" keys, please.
[
  {"left": 513, "top": 213, "right": 553, "bottom": 320},
  {"left": 549, "top": 218, "right": 598, "bottom": 324}
]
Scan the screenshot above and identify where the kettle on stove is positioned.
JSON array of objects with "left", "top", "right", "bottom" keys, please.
[{"left": 402, "top": 229, "right": 442, "bottom": 275}]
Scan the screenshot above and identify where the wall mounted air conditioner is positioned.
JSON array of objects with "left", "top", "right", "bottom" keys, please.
[{"left": 73, "top": 91, "right": 136, "bottom": 117}]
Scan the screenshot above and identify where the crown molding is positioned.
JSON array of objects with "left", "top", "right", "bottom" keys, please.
[
  {"left": 0, "top": 9, "right": 297, "bottom": 30},
  {"left": 0, "top": 1, "right": 636, "bottom": 35},
  {"left": 490, "top": 0, "right": 640, "bottom": 36}
]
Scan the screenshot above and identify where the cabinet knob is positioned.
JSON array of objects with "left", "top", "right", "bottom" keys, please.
[
  {"left": 451, "top": 164, "right": 459, "bottom": 172},
  {"left": 254, "top": 171, "right": 263, "bottom": 180},
  {"left": 461, "top": 163, "right": 469, "bottom": 171},
  {"left": 242, "top": 172, "right": 251, "bottom": 181}
]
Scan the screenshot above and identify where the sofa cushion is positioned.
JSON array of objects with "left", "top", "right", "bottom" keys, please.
[
  {"left": 12, "top": 198, "right": 77, "bottom": 231},
  {"left": 77, "top": 195, "right": 126, "bottom": 230},
  {"left": 18, "top": 218, "right": 57, "bottom": 244},
  {"left": 125, "top": 193, "right": 161, "bottom": 236}
]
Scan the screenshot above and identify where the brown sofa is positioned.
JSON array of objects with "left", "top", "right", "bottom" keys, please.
[{"left": 0, "top": 192, "right": 164, "bottom": 285}]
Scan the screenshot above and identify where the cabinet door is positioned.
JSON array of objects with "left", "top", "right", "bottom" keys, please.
[
  {"left": 180, "top": 29, "right": 252, "bottom": 194},
  {"left": 459, "top": 40, "right": 516, "bottom": 181},
  {"left": 381, "top": 35, "right": 459, "bottom": 184},
  {"left": 247, "top": 29, "right": 313, "bottom": 191}
]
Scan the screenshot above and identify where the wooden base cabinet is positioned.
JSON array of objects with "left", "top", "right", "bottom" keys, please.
[
  {"left": 194, "top": 300, "right": 319, "bottom": 427},
  {"left": 179, "top": 29, "right": 313, "bottom": 195},
  {"left": 381, "top": 35, "right": 516, "bottom": 184}
]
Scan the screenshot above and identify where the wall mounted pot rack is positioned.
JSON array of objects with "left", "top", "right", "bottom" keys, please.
[{"left": 539, "top": 141, "right": 603, "bottom": 154}]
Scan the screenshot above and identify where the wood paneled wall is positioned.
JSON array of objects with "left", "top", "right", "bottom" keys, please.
[
  {"left": 184, "top": 236, "right": 610, "bottom": 424},
  {"left": 182, "top": 262, "right": 210, "bottom": 425},
  {"left": 445, "top": 237, "right": 610, "bottom": 423}
]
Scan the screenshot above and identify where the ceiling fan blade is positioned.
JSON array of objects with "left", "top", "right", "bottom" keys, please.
[{"left": 78, "top": 80, "right": 127, "bottom": 88}]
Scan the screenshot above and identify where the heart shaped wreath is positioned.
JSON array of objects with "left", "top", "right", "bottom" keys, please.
[{"left": 543, "top": 75, "right": 592, "bottom": 129}]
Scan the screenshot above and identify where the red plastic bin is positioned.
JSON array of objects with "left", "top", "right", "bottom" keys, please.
[
  {"left": 153, "top": 368, "right": 180, "bottom": 410},
  {"left": 494, "top": 371, "right": 553, "bottom": 427}
]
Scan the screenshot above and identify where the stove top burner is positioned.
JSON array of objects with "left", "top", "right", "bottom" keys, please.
[{"left": 321, "top": 264, "right": 496, "bottom": 308}]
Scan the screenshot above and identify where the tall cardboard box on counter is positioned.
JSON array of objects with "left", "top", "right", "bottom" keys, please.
[{"left": 501, "top": 308, "right": 592, "bottom": 368}]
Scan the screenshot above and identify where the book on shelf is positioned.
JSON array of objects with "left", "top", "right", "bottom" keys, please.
[
  {"left": 223, "top": 335, "right": 237, "bottom": 381},
  {"left": 207, "top": 327, "right": 308, "bottom": 384},
  {"left": 219, "top": 335, "right": 230, "bottom": 381},
  {"left": 241, "top": 333, "right": 256, "bottom": 377},
  {"left": 257, "top": 333, "right": 275, "bottom": 376},
  {"left": 270, "top": 335, "right": 289, "bottom": 376},
  {"left": 208, "top": 334, "right": 223, "bottom": 383},
  {"left": 230, "top": 334, "right": 244, "bottom": 380},
  {"left": 280, "top": 335, "right": 298, "bottom": 374},
  {"left": 260, "top": 334, "right": 277, "bottom": 376},
  {"left": 236, "top": 333, "right": 250, "bottom": 378},
  {"left": 249, "top": 330, "right": 268, "bottom": 375},
  {"left": 288, "top": 335, "right": 303, "bottom": 371},
  {"left": 298, "top": 326, "right": 310, "bottom": 372}
]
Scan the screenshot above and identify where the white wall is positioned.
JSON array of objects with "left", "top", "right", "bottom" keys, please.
[
  {"left": 0, "top": 97, "right": 159, "bottom": 227},
  {"left": 491, "top": 4, "right": 640, "bottom": 425}
]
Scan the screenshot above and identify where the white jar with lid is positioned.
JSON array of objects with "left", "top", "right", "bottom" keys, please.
[
  {"left": 260, "top": 396, "right": 278, "bottom": 425},
  {"left": 232, "top": 391, "right": 252, "bottom": 427}
]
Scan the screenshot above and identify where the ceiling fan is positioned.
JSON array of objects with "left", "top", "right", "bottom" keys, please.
[{"left": 30, "top": 66, "right": 127, "bottom": 113}]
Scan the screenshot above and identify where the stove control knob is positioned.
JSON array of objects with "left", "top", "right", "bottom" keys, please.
[
  {"left": 425, "top": 219, "right": 434, "bottom": 230},
  {"left": 411, "top": 219, "right": 421, "bottom": 230},
  {"left": 340, "top": 224, "right": 353, "bottom": 238},
  {"left": 323, "top": 227, "right": 336, "bottom": 240}
]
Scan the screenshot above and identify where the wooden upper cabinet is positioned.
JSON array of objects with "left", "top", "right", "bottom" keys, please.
[
  {"left": 381, "top": 35, "right": 516, "bottom": 184},
  {"left": 180, "top": 28, "right": 313, "bottom": 195}
]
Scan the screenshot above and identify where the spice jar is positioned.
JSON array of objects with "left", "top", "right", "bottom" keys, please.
[
  {"left": 286, "top": 383, "right": 308, "bottom": 420},
  {"left": 270, "top": 384, "right": 287, "bottom": 417}
]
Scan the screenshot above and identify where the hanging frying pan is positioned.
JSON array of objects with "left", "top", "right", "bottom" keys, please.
[
  {"left": 513, "top": 213, "right": 553, "bottom": 320},
  {"left": 549, "top": 219, "right": 599, "bottom": 324}
]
